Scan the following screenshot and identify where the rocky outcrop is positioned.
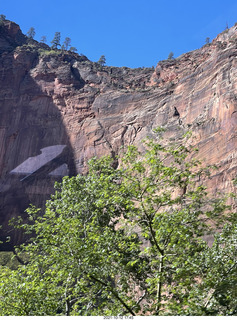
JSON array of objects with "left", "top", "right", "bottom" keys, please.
[{"left": 0, "top": 21, "right": 236, "bottom": 249}]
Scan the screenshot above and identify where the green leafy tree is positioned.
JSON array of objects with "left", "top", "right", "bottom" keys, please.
[
  {"left": 0, "top": 131, "right": 236, "bottom": 316},
  {"left": 98, "top": 55, "right": 106, "bottom": 66},
  {"left": 26, "top": 27, "right": 35, "bottom": 39},
  {"left": 51, "top": 32, "right": 61, "bottom": 49}
]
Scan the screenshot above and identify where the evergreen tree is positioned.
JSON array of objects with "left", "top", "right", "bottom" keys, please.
[
  {"left": 40, "top": 36, "right": 47, "bottom": 44},
  {"left": 0, "top": 14, "right": 6, "bottom": 24},
  {"left": 51, "top": 32, "right": 61, "bottom": 49},
  {"left": 167, "top": 51, "right": 174, "bottom": 60},
  {"left": 98, "top": 55, "right": 106, "bottom": 66},
  {"left": 63, "top": 37, "right": 71, "bottom": 50},
  {"left": 27, "top": 27, "right": 35, "bottom": 39}
]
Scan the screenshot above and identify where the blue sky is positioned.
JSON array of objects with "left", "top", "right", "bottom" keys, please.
[{"left": 1, "top": 0, "right": 237, "bottom": 68}]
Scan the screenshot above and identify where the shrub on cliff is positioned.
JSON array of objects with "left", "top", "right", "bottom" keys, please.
[
  {"left": 0, "top": 131, "right": 236, "bottom": 316},
  {"left": 69, "top": 46, "right": 77, "bottom": 53}
]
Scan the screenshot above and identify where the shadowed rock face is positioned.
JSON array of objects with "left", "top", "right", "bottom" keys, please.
[
  {"left": 0, "top": 21, "right": 77, "bottom": 249},
  {"left": 0, "top": 21, "right": 237, "bottom": 249}
]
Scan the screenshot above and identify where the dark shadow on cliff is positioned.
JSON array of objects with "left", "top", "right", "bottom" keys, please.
[{"left": 0, "top": 46, "right": 80, "bottom": 250}]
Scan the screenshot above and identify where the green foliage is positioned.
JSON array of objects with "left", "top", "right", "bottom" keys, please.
[
  {"left": 51, "top": 32, "right": 61, "bottom": 49},
  {"left": 0, "top": 133, "right": 236, "bottom": 316},
  {"left": 26, "top": 27, "right": 36, "bottom": 39},
  {"left": 38, "top": 48, "right": 62, "bottom": 57},
  {"left": 98, "top": 55, "right": 106, "bottom": 66},
  {"left": 0, "top": 252, "right": 20, "bottom": 270}
]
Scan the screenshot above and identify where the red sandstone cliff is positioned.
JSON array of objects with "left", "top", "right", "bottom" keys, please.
[{"left": 0, "top": 20, "right": 236, "bottom": 249}]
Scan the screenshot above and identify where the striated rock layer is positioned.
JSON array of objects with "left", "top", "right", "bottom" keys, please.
[{"left": 0, "top": 21, "right": 236, "bottom": 249}]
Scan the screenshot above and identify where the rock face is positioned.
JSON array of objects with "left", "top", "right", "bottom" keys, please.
[{"left": 0, "top": 21, "right": 237, "bottom": 249}]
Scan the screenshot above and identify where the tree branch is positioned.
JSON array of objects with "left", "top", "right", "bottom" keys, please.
[
  {"left": 12, "top": 248, "right": 28, "bottom": 265},
  {"left": 155, "top": 254, "right": 164, "bottom": 315},
  {"left": 89, "top": 274, "right": 136, "bottom": 316}
]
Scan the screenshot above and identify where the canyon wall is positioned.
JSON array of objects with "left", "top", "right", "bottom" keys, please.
[{"left": 0, "top": 21, "right": 236, "bottom": 249}]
